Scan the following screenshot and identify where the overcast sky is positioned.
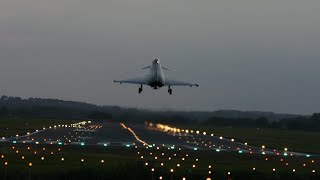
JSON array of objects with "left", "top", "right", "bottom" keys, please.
[{"left": 0, "top": 0, "right": 319, "bottom": 114}]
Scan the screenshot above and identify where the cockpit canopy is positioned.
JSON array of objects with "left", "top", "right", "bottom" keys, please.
[{"left": 153, "top": 59, "right": 160, "bottom": 64}]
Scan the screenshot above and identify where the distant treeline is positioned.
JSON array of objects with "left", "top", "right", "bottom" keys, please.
[
  {"left": 0, "top": 95, "right": 319, "bottom": 131},
  {"left": 202, "top": 114, "right": 320, "bottom": 131}
]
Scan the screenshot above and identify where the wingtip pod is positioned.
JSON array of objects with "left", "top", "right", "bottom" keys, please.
[{"left": 189, "top": 84, "right": 199, "bottom": 87}]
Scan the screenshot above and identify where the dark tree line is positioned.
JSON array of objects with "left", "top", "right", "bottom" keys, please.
[
  {"left": 203, "top": 113, "right": 320, "bottom": 131},
  {"left": 0, "top": 95, "right": 319, "bottom": 131}
]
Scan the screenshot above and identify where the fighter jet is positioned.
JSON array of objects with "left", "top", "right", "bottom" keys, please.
[{"left": 114, "top": 59, "right": 199, "bottom": 95}]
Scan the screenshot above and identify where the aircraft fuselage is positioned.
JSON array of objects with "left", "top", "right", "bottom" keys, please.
[{"left": 147, "top": 59, "right": 165, "bottom": 89}]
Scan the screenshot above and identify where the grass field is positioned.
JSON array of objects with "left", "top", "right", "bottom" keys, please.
[
  {"left": 182, "top": 126, "right": 320, "bottom": 153},
  {"left": 0, "top": 144, "right": 148, "bottom": 180},
  {"left": 0, "top": 116, "right": 77, "bottom": 137}
]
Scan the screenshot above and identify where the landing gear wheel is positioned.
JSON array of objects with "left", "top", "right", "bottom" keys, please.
[
  {"left": 139, "top": 84, "right": 143, "bottom": 94},
  {"left": 168, "top": 88, "right": 172, "bottom": 95}
]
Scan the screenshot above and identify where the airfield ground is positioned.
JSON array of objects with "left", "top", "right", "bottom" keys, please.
[
  {"left": 0, "top": 118, "right": 319, "bottom": 180},
  {"left": 179, "top": 126, "right": 320, "bottom": 153},
  {"left": 0, "top": 117, "right": 76, "bottom": 137}
]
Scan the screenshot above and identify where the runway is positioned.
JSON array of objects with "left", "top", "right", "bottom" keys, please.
[{"left": 8, "top": 121, "right": 316, "bottom": 158}]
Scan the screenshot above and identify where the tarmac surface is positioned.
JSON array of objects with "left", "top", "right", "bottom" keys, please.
[{"left": 8, "top": 121, "right": 315, "bottom": 158}]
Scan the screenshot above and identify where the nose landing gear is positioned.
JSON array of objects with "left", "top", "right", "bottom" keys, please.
[
  {"left": 139, "top": 84, "right": 143, "bottom": 94},
  {"left": 168, "top": 86, "right": 172, "bottom": 95}
]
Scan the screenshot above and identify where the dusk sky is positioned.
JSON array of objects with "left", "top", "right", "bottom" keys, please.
[{"left": 0, "top": 0, "right": 319, "bottom": 114}]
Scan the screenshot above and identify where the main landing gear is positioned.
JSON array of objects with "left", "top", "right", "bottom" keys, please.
[
  {"left": 139, "top": 84, "right": 143, "bottom": 94},
  {"left": 168, "top": 86, "right": 172, "bottom": 95}
]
